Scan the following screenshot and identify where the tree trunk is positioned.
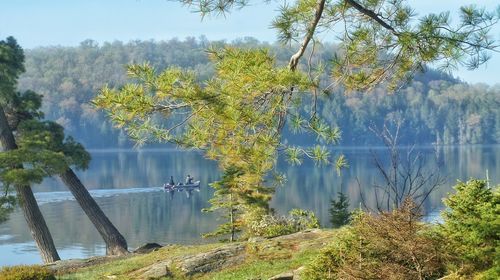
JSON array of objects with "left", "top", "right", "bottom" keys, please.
[
  {"left": 14, "top": 185, "right": 61, "bottom": 263},
  {"left": 59, "top": 168, "right": 128, "bottom": 255},
  {"left": 0, "top": 105, "right": 60, "bottom": 263}
]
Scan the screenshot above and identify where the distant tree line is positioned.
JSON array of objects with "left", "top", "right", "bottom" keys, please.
[
  {"left": 17, "top": 37, "right": 500, "bottom": 147},
  {"left": 307, "top": 78, "right": 500, "bottom": 146}
]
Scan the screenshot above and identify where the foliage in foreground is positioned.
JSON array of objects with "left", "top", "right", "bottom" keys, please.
[
  {"left": 304, "top": 179, "right": 499, "bottom": 280},
  {"left": 441, "top": 179, "right": 500, "bottom": 277},
  {"left": 0, "top": 265, "right": 56, "bottom": 280},
  {"left": 305, "top": 201, "right": 447, "bottom": 280}
]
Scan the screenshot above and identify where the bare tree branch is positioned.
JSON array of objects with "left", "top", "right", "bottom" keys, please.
[{"left": 368, "top": 119, "right": 445, "bottom": 212}]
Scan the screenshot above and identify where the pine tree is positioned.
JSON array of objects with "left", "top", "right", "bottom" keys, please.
[
  {"left": 329, "top": 192, "right": 351, "bottom": 228},
  {"left": 0, "top": 37, "right": 128, "bottom": 261},
  {"left": 202, "top": 167, "right": 244, "bottom": 242},
  {"left": 0, "top": 36, "right": 61, "bottom": 263},
  {"left": 15, "top": 119, "right": 129, "bottom": 256}
]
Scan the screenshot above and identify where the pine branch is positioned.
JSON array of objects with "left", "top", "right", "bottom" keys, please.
[
  {"left": 344, "top": 0, "right": 398, "bottom": 34},
  {"left": 289, "top": 0, "right": 326, "bottom": 71}
]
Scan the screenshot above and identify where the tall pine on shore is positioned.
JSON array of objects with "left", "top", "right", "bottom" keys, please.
[
  {"left": 0, "top": 37, "right": 128, "bottom": 262},
  {"left": 0, "top": 36, "right": 60, "bottom": 263}
]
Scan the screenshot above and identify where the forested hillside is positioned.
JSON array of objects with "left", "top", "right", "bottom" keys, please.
[{"left": 18, "top": 37, "right": 500, "bottom": 147}]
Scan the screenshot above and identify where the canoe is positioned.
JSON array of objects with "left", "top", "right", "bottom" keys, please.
[{"left": 164, "top": 180, "right": 200, "bottom": 191}]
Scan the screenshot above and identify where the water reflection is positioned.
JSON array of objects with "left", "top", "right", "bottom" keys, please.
[
  {"left": 165, "top": 186, "right": 202, "bottom": 199},
  {"left": 0, "top": 146, "right": 498, "bottom": 265}
]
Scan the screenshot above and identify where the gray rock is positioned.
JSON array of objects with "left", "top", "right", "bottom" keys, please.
[
  {"left": 179, "top": 243, "right": 246, "bottom": 276},
  {"left": 293, "top": 266, "right": 306, "bottom": 280},
  {"left": 268, "top": 271, "right": 294, "bottom": 280},
  {"left": 271, "top": 229, "right": 321, "bottom": 242},
  {"left": 132, "top": 260, "right": 173, "bottom": 279},
  {"left": 268, "top": 266, "right": 306, "bottom": 280},
  {"left": 129, "top": 243, "right": 246, "bottom": 278},
  {"left": 134, "top": 243, "right": 163, "bottom": 254},
  {"left": 45, "top": 256, "right": 126, "bottom": 273},
  {"left": 248, "top": 236, "right": 266, "bottom": 243}
]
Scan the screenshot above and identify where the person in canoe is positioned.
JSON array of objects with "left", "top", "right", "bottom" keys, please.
[
  {"left": 186, "top": 174, "right": 193, "bottom": 185},
  {"left": 163, "top": 176, "right": 176, "bottom": 191},
  {"left": 164, "top": 175, "right": 200, "bottom": 191}
]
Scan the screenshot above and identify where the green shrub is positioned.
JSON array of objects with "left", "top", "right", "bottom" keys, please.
[
  {"left": 249, "top": 208, "right": 319, "bottom": 238},
  {"left": 303, "top": 226, "right": 358, "bottom": 279},
  {"left": 329, "top": 192, "right": 350, "bottom": 228},
  {"left": 304, "top": 201, "right": 447, "bottom": 280},
  {"left": 250, "top": 214, "right": 295, "bottom": 237},
  {"left": 441, "top": 179, "right": 499, "bottom": 277},
  {"left": 303, "top": 180, "right": 500, "bottom": 280},
  {"left": 0, "top": 265, "right": 55, "bottom": 280},
  {"left": 473, "top": 266, "right": 500, "bottom": 280},
  {"left": 288, "top": 208, "right": 320, "bottom": 231}
]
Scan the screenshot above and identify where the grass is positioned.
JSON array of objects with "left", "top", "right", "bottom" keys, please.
[
  {"left": 57, "top": 243, "right": 222, "bottom": 280},
  {"left": 56, "top": 229, "right": 335, "bottom": 280},
  {"left": 198, "top": 249, "right": 318, "bottom": 280}
]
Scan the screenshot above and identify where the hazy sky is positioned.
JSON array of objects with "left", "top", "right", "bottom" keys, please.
[{"left": 1, "top": 0, "right": 499, "bottom": 84}]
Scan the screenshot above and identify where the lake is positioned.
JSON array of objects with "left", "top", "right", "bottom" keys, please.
[{"left": 0, "top": 146, "right": 498, "bottom": 266}]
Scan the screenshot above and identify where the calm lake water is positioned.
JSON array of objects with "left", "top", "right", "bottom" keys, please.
[{"left": 0, "top": 146, "right": 498, "bottom": 266}]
